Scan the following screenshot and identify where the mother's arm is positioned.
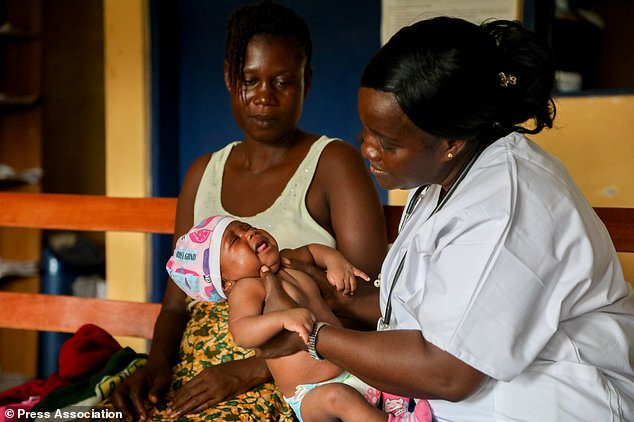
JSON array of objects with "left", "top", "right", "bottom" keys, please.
[
  {"left": 164, "top": 154, "right": 274, "bottom": 417},
  {"left": 309, "top": 140, "right": 388, "bottom": 279},
  {"left": 308, "top": 141, "right": 387, "bottom": 327},
  {"left": 112, "top": 156, "right": 214, "bottom": 420}
]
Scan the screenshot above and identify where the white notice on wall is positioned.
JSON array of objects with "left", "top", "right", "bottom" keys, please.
[{"left": 381, "top": 0, "right": 520, "bottom": 44}]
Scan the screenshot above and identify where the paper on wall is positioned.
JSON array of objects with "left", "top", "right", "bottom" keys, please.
[{"left": 381, "top": 0, "right": 521, "bottom": 44}]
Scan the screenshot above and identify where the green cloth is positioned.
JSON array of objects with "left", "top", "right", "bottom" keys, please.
[{"left": 33, "top": 347, "right": 147, "bottom": 417}]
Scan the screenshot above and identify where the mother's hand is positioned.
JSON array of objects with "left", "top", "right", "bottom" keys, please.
[
  {"left": 165, "top": 362, "right": 246, "bottom": 418},
  {"left": 110, "top": 359, "right": 171, "bottom": 421}
]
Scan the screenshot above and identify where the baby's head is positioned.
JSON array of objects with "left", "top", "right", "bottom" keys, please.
[{"left": 166, "top": 216, "right": 281, "bottom": 302}]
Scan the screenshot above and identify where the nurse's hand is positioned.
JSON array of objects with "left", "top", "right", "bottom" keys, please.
[
  {"left": 281, "top": 257, "right": 345, "bottom": 307},
  {"left": 253, "top": 327, "right": 307, "bottom": 359},
  {"left": 256, "top": 266, "right": 308, "bottom": 358},
  {"left": 260, "top": 265, "right": 298, "bottom": 312},
  {"left": 281, "top": 257, "right": 381, "bottom": 328}
]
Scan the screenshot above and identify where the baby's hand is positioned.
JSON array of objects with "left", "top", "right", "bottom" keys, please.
[
  {"left": 282, "top": 308, "right": 316, "bottom": 344},
  {"left": 326, "top": 264, "right": 370, "bottom": 296}
]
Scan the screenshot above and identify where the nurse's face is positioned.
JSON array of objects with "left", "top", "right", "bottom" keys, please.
[{"left": 358, "top": 88, "right": 451, "bottom": 191}]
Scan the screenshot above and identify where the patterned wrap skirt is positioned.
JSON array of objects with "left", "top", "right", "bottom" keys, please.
[{"left": 148, "top": 301, "right": 295, "bottom": 421}]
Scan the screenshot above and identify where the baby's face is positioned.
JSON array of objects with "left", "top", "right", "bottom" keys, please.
[{"left": 219, "top": 221, "right": 281, "bottom": 283}]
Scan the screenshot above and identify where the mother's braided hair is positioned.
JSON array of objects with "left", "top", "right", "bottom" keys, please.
[{"left": 224, "top": 0, "right": 312, "bottom": 91}]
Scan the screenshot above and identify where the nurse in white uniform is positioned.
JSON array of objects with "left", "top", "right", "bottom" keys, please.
[{"left": 259, "top": 16, "right": 634, "bottom": 422}]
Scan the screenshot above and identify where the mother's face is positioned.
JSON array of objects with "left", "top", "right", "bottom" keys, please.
[
  {"left": 226, "top": 34, "right": 310, "bottom": 145},
  {"left": 358, "top": 87, "right": 448, "bottom": 191}
]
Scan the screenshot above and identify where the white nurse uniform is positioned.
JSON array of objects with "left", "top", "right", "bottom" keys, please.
[{"left": 380, "top": 133, "right": 634, "bottom": 421}]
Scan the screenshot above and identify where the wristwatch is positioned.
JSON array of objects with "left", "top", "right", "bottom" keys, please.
[{"left": 307, "top": 321, "right": 329, "bottom": 360}]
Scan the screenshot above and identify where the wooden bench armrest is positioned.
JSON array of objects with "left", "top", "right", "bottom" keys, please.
[
  {"left": 0, "top": 193, "right": 631, "bottom": 342},
  {"left": 0, "top": 291, "right": 161, "bottom": 339},
  {"left": 595, "top": 207, "right": 634, "bottom": 253},
  {"left": 0, "top": 192, "right": 176, "bottom": 234}
]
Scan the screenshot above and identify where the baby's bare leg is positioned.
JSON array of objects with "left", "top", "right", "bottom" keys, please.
[{"left": 299, "top": 383, "right": 387, "bottom": 422}]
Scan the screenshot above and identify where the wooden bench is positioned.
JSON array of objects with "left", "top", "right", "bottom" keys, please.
[
  {"left": 0, "top": 193, "right": 174, "bottom": 340},
  {"left": 0, "top": 192, "right": 633, "bottom": 342}
]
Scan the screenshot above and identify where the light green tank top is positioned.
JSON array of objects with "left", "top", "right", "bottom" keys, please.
[{"left": 194, "top": 136, "right": 337, "bottom": 250}]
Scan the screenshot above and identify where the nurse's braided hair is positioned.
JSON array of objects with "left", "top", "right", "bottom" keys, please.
[
  {"left": 361, "top": 17, "right": 556, "bottom": 145},
  {"left": 224, "top": 0, "right": 312, "bottom": 91}
]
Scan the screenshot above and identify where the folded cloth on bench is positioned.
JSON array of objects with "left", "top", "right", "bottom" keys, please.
[
  {"left": 31, "top": 346, "right": 147, "bottom": 419},
  {"left": 0, "top": 324, "right": 121, "bottom": 405},
  {"left": 57, "top": 324, "right": 122, "bottom": 380}
]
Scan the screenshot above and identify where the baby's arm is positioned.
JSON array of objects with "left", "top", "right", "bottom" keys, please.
[
  {"left": 306, "top": 244, "right": 370, "bottom": 295},
  {"left": 228, "top": 278, "right": 315, "bottom": 348}
]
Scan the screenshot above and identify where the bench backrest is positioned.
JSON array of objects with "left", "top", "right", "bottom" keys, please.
[{"left": 0, "top": 192, "right": 633, "bottom": 339}]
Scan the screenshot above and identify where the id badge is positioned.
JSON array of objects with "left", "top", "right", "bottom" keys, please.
[{"left": 377, "top": 317, "right": 390, "bottom": 331}]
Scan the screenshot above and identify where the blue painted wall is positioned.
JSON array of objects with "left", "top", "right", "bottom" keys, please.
[
  {"left": 150, "top": 0, "right": 382, "bottom": 302},
  {"left": 176, "top": 1, "right": 381, "bottom": 183}
]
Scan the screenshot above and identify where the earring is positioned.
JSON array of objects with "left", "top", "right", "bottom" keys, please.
[{"left": 447, "top": 152, "right": 454, "bottom": 159}]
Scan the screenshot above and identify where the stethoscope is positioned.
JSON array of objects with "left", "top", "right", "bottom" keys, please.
[{"left": 377, "top": 146, "right": 484, "bottom": 331}]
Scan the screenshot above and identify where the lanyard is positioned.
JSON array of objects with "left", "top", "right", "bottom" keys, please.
[
  {"left": 378, "top": 187, "right": 425, "bottom": 330},
  {"left": 378, "top": 147, "right": 483, "bottom": 331}
]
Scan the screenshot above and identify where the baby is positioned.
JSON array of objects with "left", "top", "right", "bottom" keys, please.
[{"left": 166, "top": 215, "right": 431, "bottom": 422}]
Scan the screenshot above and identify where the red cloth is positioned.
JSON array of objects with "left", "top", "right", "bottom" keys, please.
[
  {"left": 0, "top": 376, "right": 65, "bottom": 406},
  {"left": 0, "top": 324, "right": 121, "bottom": 405},
  {"left": 0, "top": 396, "right": 40, "bottom": 421},
  {"left": 58, "top": 323, "right": 121, "bottom": 379}
]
